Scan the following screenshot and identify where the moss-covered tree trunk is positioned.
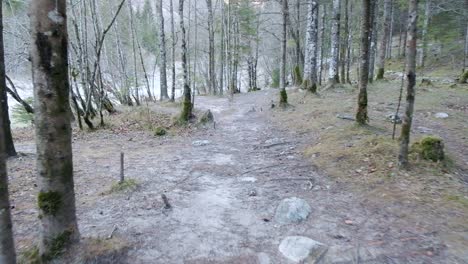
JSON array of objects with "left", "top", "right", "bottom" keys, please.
[
  {"left": 280, "top": 0, "right": 289, "bottom": 106},
  {"left": 179, "top": 0, "right": 192, "bottom": 121},
  {"left": 0, "top": 2, "right": 16, "bottom": 158},
  {"left": 399, "top": 0, "right": 419, "bottom": 169},
  {"left": 0, "top": 5, "right": 16, "bottom": 256},
  {"left": 30, "top": 0, "right": 80, "bottom": 258},
  {"left": 356, "top": 0, "right": 371, "bottom": 125},
  {"left": 376, "top": 0, "right": 392, "bottom": 80},
  {"left": 303, "top": 1, "right": 319, "bottom": 93}
]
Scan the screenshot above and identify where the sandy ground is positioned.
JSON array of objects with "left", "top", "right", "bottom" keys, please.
[{"left": 7, "top": 89, "right": 468, "bottom": 263}]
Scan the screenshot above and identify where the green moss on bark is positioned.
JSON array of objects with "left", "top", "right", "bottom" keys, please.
[
  {"left": 38, "top": 191, "right": 62, "bottom": 216},
  {"left": 460, "top": 70, "right": 468, "bottom": 84},
  {"left": 179, "top": 101, "right": 193, "bottom": 123},
  {"left": 293, "top": 65, "right": 303, "bottom": 85},
  {"left": 279, "top": 89, "right": 288, "bottom": 107},
  {"left": 376, "top": 68, "right": 385, "bottom": 80},
  {"left": 302, "top": 79, "right": 317, "bottom": 93},
  {"left": 43, "top": 230, "right": 73, "bottom": 260}
]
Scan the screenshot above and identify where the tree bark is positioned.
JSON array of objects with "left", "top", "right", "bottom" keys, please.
[
  {"left": 158, "top": 0, "right": 169, "bottom": 100},
  {"left": 0, "top": 2, "right": 16, "bottom": 157},
  {"left": 419, "top": 0, "right": 430, "bottom": 68},
  {"left": 30, "top": 0, "right": 80, "bottom": 258},
  {"left": 376, "top": 0, "right": 392, "bottom": 80},
  {"left": 328, "top": 0, "right": 340, "bottom": 86},
  {"left": 280, "top": 0, "right": 289, "bottom": 106},
  {"left": 356, "top": 0, "right": 371, "bottom": 125},
  {"left": 179, "top": 0, "right": 192, "bottom": 121},
  {"left": 206, "top": 0, "right": 217, "bottom": 95},
  {"left": 170, "top": 0, "right": 176, "bottom": 101},
  {"left": 303, "top": 0, "right": 319, "bottom": 93},
  {"left": 368, "top": 0, "right": 378, "bottom": 83},
  {"left": 0, "top": 3, "right": 16, "bottom": 259},
  {"left": 399, "top": 0, "right": 419, "bottom": 168},
  {"left": 340, "top": 0, "right": 349, "bottom": 84}
]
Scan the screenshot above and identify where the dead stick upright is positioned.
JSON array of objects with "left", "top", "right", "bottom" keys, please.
[{"left": 120, "top": 152, "right": 125, "bottom": 183}]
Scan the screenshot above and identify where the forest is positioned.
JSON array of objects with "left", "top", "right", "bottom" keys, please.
[{"left": 0, "top": 0, "right": 467, "bottom": 263}]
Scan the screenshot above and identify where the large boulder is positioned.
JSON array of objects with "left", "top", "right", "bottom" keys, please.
[
  {"left": 274, "top": 197, "right": 311, "bottom": 224},
  {"left": 279, "top": 236, "right": 328, "bottom": 263},
  {"left": 411, "top": 136, "right": 445, "bottom": 162}
]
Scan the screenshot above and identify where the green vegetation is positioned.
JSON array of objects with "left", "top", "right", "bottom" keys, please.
[
  {"left": 154, "top": 127, "right": 167, "bottom": 136},
  {"left": 12, "top": 97, "right": 34, "bottom": 125},
  {"left": 38, "top": 191, "right": 62, "bottom": 216},
  {"left": 411, "top": 136, "right": 445, "bottom": 162},
  {"left": 109, "top": 179, "right": 139, "bottom": 194},
  {"left": 271, "top": 68, "right": 280, "bottom": 88}
]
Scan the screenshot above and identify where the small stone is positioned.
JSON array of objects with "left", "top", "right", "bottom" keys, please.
[
  {"left": 344, "top": 220, "right": 354, "bottom": 225},
  {"left": 279, "top": 236, "right": 328, "bottom": 263},
  {"left": 274, "top": 197, "right": 312, "bottom": 224},
  {"left": 248, "top": 190, "right": 257, "bottom": 197},
  {"left": 199, "top": 110, "right": 215, "bottom": 124},
  {"left": 434, "top": 112, "right": 449, "bottom": 119},
  {"left": 192, "top": 140, "right": 211, "bottom": 147}
]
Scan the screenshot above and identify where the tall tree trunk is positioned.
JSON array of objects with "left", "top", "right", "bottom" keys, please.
[
  {"left": 158, "top": 0, "right": 169, "bottom": 100},
  {"left": 328, "top": 0, "right": 340, "bottom": 86},
  {"left": 318, "top": 6, "right": 326, "bottom": 86},
  {"left": 179, "top": 0, "right": 192, "bottom": 121},
  {"left": 398, "top": 0, "right": 419, "bottom": 168},
  {"left": 0, "top": 3, "right": 16, "bottom": 259},
  {"left": 376, "top": 0, "right": 392, "bottom": 80},
  {"left": 340, "top": 0, "right": 349, "bottom": 84},
  {"left": 30, "top": 0, "right": 80, "bottom": 258},
  {"left": 388, "top": 0, "right": 394, "bottom": 59},
  {"left": 419, "top": 0, "right": 430, "bottom": 68},
  {"left": 219, "top": 0, "right": 225, "bottom": 96},
  {"left": 0, "top": 3, "right": 15, "bottom": 157},
  {"left": 303, "top": 0, "right": 319, "bottom": 93},
  {"left": 170, "top": 0, "right": 176, "bottom": 101},
  {"left": 368, "top": 0, "right": 378, "bottom": 83},
  {"left": 280, "top": 0, "right": 289, "bottom": 106},
  {"left": 356, "top": 0, "right": 371, "bottom": 124},
  {"left": 206, "top": 0, "right": 217, "bottom": 95}
]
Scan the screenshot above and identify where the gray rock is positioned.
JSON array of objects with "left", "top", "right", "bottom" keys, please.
[
  {"left": 199, "top": 110, "right": 215, "bottom": 124},
  {"left": 274, "top": 197, "right": 311, "bottom": 224},
  {"left": 336, "top": 114, "right": 355, "bottom": 121},
  {"left": 279, "top": 236, "right": 328, "bottom": 263},
  {"left": 387, "top": 114, "right": 402, "bottom": 124},
  {"left": 417, "top": 126, "right": 433, "bottom": 134},
  {"left": 434, "top": 112, "right": 449, "bottom": 119},
  {"left": 192, "top": 140, "right": 211, "bottom": 147}
]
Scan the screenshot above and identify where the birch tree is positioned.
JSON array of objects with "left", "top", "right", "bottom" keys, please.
[
  {"left": 328, "top": 0, "right": 340, "bottom": 86},
  {"left": 376, "top": 0, "right": 392, "bottom": 80},
  {"left": 419, "top": 0, "right": 430, "bottom": 68},
  {"left": 0, "top": 3, "right": 15, "bottom": 258},
  {"left": 30, "top": 0, "right": 80, "bottom": 257},
  {"left": 179, "top": 0, "right": 192, "bottom": 121},
  {"left": 206, "top": 0, "right": 217, "bottom": 95},
  {"left": 170, "top": 0, "right": 177, "bottom": 101},
  {"left": 303, "top": 0, "right": 319, "bottom": 93},
  {"left": 399, "top": 0, "right": 419, "bottom": 168},
  {"left": 356, "top": 0, "right": 371, "bottom": 124},
  {"left": 280, "top": 0, "right": 289, "bottom": 106},
  {"left": 158, "top": 0, "right": 169, "bottom": 100}
]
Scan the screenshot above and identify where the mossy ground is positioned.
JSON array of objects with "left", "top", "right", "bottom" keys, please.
[
  {"left": 108, "top": 179, "right": 139, "bottom": 194},
  {"left": 269, "top": 80, "right": 468, "bottom": 241}
]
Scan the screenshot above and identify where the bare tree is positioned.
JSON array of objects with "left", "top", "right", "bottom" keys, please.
[
  {"left": 303, "top": 0, "right": 319, "bottom": 93},
  {"left": 376, "top": 0, "right": 392, "bottom": 80},
  {"left": 399, "top": 0, "right": 419, "bottom": 168},
  {"left": 356, "top": 0, "right": 371, "bottom": 124},
  {"left": 179, "top": 0, "right": 192, "bottom": 121},
  {"left": 158, "top": 0, "right": 169, "bottom": 100},
  {"left": 170, "top": 0, "right": 177, "bottom": 101},
  {"left": 280, "top": 0, "right": 289, "bottom": 106},
  {"left": 0, "top": 1, "right": 16, "bottom": 157},
  {"left": 206, "top": 0, "right": 217, "bottom": 95},
  {"left": 328, "top": 0, "right": 340, "bottom": 86},
  {"left": 30, "top": 0, "right": 80, "bottom": 257},
  {"left": 0, "top": 3, "right": 16, "bottom": 259}
]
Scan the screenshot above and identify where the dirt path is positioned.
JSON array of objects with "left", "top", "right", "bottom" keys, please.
[{"left": 9, "top": 90, "right": 465, "bottom": 263}]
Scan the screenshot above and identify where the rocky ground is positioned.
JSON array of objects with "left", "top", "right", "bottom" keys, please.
[{"left": 7, "top": 86, "right": 468, "bottom": 263}]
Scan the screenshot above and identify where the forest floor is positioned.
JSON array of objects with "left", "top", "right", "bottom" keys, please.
[{"left": 7, "top": 79, "right": 468, "bottom": 263}]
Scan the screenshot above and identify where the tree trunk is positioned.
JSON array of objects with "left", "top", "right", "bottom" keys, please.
[
  {"left": 356, "top": 0, "right": 371, "bottom": 125},
  {"left": 376, "top": 0, "right": 392, "bottom": 80},
  {"left": 318, "top": 6, "right": 326, "bottom": 86},
  {"left": 179, "top": 0, "right": 192, "bottom": 121},
  {"left": 206, "top": 0, "right": 217, "bottom": 95},
  {"left": 340, "top": 0, "right": 349, "bottom": 84},
  {"left": 280, "top": 0, "right": 289, "bottom": 106},
  {"left": 368, "top": 0, "right": 378, "bottom": 83},
  {"left": 328, "top": 0, "right": 340, "bottom": 86},
  {"left": 158, "top": 0, "right": 169, "bottom": 100},
  {"left": 170, "top": 0, "right": 176, "bottom": 101},
  {"left": 399, "top": 0, "right": 419, "bottom": 168},
  {"left": 303, "top": 0, "right": 319, "bottom": 93},
  {"left": 30, "top": 0, "right": 80, "bottom": 258},
  {"left": 0, "top": 2, "right": 16, "bottom": 157},
  {"left": 0, "top": 4, "right": 16, "bottom": 260},
  {"left": 419, "top": 0, "right": 430, "bottom": 68}
]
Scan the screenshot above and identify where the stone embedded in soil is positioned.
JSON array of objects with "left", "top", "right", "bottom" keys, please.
[
  {"left": 434, "top": 112, "right": 449, "bottom": 119},
  {"left": 192, "top": 140, "right": 211, "bottom": 146},
  {"left": 279, "top": 236, "right": 328, "bottom": 263},
  {"left": 274, "top": 197, "right": 312, "bottom": 224}
]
